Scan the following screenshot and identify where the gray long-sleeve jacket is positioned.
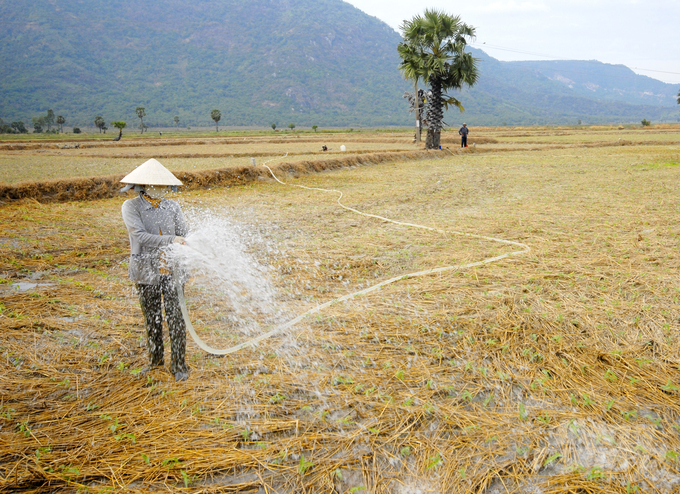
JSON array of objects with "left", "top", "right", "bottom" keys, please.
[{"left": 121, "top": 195, "right": 189, "bottom": 285}]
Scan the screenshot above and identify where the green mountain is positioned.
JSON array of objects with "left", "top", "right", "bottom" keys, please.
[
  {"left": 0, "top": 0, "right": 408, "bottom": 128},
  {"left": 0, "top": 0, "right": 677, "bottom": 128}
]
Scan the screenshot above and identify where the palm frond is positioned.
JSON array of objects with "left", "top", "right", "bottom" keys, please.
[{"left": 442, "top": 94, "right": 464, "bottom": 112}]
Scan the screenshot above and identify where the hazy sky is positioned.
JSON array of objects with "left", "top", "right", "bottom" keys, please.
[{"left": 344, "top": 0, "right": 680, "bottom": 85}]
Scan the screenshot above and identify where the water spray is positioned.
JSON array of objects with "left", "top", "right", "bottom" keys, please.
[{"left": 176, "top": 154, "right": 530, "bottom": 355}]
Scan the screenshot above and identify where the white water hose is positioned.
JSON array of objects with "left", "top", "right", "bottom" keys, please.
[{"left": 177, "top": 158, "right": 530, "bottom": 355}]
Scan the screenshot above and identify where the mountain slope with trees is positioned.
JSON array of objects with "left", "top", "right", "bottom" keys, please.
[
  {"left": 0, "top": 0, "right": 408, "bottom": 128},
  {"left": 0, "top": 0, "right": 677, "bottom": 129}
]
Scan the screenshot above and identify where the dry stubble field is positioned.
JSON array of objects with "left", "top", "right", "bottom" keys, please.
[{"left": 2, "top": 126, "right": 680, "bottom": 493}]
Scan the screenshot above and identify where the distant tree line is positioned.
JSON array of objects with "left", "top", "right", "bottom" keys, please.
[
  {"left": 94, "top": 109, "right": 181, "bottom": 136},
  {"left": 31, "top": 109, "right": 67, "bottom": 133},
  {"left": 0, "top": 118, "right": 28, "bottom": 134},
  {"left": 2, "top": 109, "right": 324, "bottom": 135},
  {"left": 89, "top": 107, "right": 185, "bottom": 139},
  {"left": 0, "top": 109, "right": 68, "bottom": 134}
]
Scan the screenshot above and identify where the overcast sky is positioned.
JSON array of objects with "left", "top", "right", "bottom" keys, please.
[{"left": 344, "top": 0, "right": 680, "bottom": 85}]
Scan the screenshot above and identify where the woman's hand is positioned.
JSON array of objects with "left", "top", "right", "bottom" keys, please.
[{"left": 173, "top": 236, "right": 187, "bottom": 245}]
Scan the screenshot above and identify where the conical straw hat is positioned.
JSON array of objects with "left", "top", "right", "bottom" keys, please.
[{"left": 120, "top": 158, "right": 183, "bottom": 186}]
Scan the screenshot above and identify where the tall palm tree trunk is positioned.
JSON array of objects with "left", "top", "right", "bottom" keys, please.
[
  {"left": 426, "top": 76, "right": 443, "bottom": 149},
  {"left": 426, "top": 126, "right": 434, "bottom": 149}
]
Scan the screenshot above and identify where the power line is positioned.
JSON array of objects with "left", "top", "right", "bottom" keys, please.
[
  {"left": 630, "top": 67, "right": 680, "bottom": 76},
  {"left": 472, "top": 43, "right": 569, "bottom": 61}
]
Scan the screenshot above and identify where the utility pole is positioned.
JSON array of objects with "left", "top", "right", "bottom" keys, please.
[{"left": 414, "top": 81, "right": 421, "bottom": 143}]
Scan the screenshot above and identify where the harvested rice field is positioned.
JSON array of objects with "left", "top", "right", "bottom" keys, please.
[
  {"left": 2, "top": 126, "right": 680, "bottom": 493},
  {"left": 0, "top": 134, "right": 411, "bottom": 184}
]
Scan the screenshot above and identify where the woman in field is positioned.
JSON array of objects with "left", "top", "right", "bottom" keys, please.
[{"left": 120, "top": 159, "right": 190, "bottom": 382}]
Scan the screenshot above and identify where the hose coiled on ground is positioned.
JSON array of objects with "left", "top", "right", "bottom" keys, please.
[{"left": 178, "top": 160, "right": 530, "bottom": 355}]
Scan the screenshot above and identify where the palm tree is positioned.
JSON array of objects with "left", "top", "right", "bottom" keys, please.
[
  {"left": 111, "top": 121, "right": 126, "bottom": 141},
  {"left": 94, "top": 115, "right": 105, "bottom": 133},
  {"left": 211, "top": 109, "right": 221, "bottom": 132},
  {"left": 135, "top": 107, "right": 146, "bottom": 133},
  {"left": 399, "top": 10, "right": 478, "bottom": 149},
  {"left": 45, "top": 109, "right": 55, "bottom": 132}
]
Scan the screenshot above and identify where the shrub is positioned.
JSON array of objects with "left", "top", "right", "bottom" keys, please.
[
  {"left": 73, "top": 127, "right": 81, "bottom": 134},
  {"left": 641, "top": 119, "right": 651, "bottom": 127}
]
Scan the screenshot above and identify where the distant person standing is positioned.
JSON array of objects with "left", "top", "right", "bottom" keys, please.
[{"left": 459, "top": 123, "right": 469, "bottom": 148}]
